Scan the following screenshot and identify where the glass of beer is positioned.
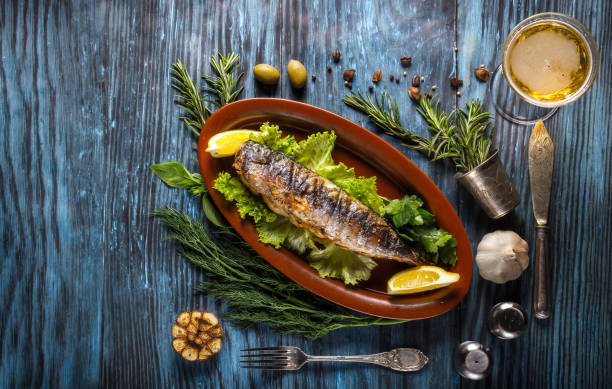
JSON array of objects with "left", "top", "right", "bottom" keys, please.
[{"left": 489, "top": 13, "right": 599, "bottom": 125}]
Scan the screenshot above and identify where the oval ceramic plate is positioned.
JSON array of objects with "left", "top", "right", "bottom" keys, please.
[{"left": 198, "top": 98, "right": 472, "bottom": 319}]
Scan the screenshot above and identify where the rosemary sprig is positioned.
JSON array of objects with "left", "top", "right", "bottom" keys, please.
[
  {"left": 204, "top": 52, "right": 244, "bottom": 108},
  {"left": 170, "top": 53, "right": 244, "bottom": 137},
  {"left": 154, "top": 208, "right": 407, "bottom": 339},
  {"left": 170, "top": 60, "right": 211, "bottom": 137},
  {"left": 344, "top": 91, "right": 495, "bottom": 171},
  {"left": 342, "top": 90, "right": 417, "bottom": 142}
]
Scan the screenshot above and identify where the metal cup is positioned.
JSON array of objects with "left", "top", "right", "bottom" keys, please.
[{"left": 454, "top": 150, "right": 520, "bottom": 219}]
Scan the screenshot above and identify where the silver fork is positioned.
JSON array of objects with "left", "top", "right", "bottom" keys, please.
[{"left": 240, "top": 346, "right": 428, "bottom": 372}]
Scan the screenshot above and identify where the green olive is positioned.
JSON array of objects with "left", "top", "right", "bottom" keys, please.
[
  {"left": 253, "top": 64, "right": 280, "bottom": 85},
  {"left": 287, "top": 59, "right": 307, "bottom": 88}
]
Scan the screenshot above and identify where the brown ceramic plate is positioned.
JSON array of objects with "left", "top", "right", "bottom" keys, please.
[{"left": 198, "top": 98, "right": 472, "bottom": 320}]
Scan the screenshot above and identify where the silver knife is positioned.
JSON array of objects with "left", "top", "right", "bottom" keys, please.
[{"left": 528, "top": 121, "right": 554, "bottom": 319}]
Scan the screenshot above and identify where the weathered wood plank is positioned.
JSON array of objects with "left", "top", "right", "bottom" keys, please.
[{"left": 0, "top": 0, "right": 108, "bottom": 387}]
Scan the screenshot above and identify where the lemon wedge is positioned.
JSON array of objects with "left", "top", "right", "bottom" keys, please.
[
  {"left": 387, "top": 266, "right": 460, "bottom": 295},
  {"left": 205, "top": 129, "right": 259, "bottom": 158}
]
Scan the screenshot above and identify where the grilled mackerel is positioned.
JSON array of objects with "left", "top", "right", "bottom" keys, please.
[{"left": 234, "top": 141, "right": 430, "bottom": 266}]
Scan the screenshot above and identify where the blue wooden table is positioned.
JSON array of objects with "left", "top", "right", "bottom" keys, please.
[{"left": 1, "top": 0, "right": 611, "bottom": 387}]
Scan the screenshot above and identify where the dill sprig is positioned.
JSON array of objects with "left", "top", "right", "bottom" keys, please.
[
  {"left": 170, "top": 60, "right": 211, "bottom": 137},
  {"left": 154, "top": 208, "right": 407, "bottom": 339},
  {"left": 343, "top": 91, "right": 495, "bottom": 171},
  {"left": 204, "top": 52, "right": 244, "bottom": 108}
]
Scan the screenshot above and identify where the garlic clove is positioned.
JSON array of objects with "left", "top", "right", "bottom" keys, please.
[
  {"left": 172, "top": 338, "right": 187, "bottom": 353},
  {"left": 202, "top": 312, "right": 219, "bottom": 326},
  {"left": 181, "top": 346, "right": 199, "bottom": 361},
  {"left": 176, "top": 311, "right": 191, "bottom": 327},
  {"left": 171, "top": 324, "right": 187, "bottom": 339}
]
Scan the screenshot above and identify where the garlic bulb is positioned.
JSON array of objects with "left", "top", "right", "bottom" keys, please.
[
  {"left": 172, "top": 310, "right": 223, "bottom": 361},
  {"left": 475, "top": 230, "right": 529, "bottom": 284}
]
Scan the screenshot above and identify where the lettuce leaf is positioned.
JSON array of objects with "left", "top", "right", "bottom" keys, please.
[
  {"left": 213, "top": 172, "right": 277, "bottom": 223},
  {"left": 315, "top": 162, "right": 384, "bottom": 215},
  {"left": 282, "top": 225, "right": 315, "bottom": 255},
  {"left": 307, "top": 239, "right": 378, "bottom": 285},
  {"left": 344, "top": 176, "right": 385, "bottom": 215},
  {"left": 256, "top": 217, "right": 293, "bottom": 248},
  {"left": 250, "top": 122, "right": 298, "bottom": 154},
  {"left": 256, "top": 213, "right": 375, "bottom": 285},
  {"left": 294, "top": 131, "right": 336, "bottom": 172},
  {"left": 317, "top": 162, "right": 356, "bottom": 188}
]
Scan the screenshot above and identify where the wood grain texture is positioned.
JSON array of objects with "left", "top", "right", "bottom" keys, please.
[{"left": 0, "top": 0, "right": 610, "bottom": 388}]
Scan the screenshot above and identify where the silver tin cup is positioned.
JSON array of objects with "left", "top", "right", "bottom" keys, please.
[{"left": 454, "top": 150, "right": 520, "bottom": 219}]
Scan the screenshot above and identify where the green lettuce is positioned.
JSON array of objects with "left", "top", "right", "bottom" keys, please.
[
  {"left": 343, "top": 176, "right": 385, "bottom": 215},
  {"left": 293, "top": 131, "right": 336, "bottom": 172},
  {"left": 307, "top": 239, "right": 378, "bottom": 286},
  {"left": 283, "top": 225, "right": 315, "bottom": 255},
  {"left": 213, "top": 172, "right": 277, "bottom": 223},
  {"left": 255, "top": 217, "right": 294, "bottom": 249},
  {"left": 249, "top": 122, "right": 298, "bottom": 154}
]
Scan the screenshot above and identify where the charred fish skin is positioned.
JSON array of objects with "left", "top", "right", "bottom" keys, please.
[{"left": 234, "top": 141, "right": 430, "bottom": 266}]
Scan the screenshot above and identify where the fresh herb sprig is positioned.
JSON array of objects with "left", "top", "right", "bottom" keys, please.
[
  {"left": 417, "top": 95, "right": 494, "bottom": 171},
  {"left": 204, "top": 52, "right": 244, "bottom": 108},
  {"left": 154, "top": 208, "right": 406, "bottom": 339},
  {"left": 342, "top": 91, "right": 414, "bottom": 141},
  {"left": 170, "top": 60, "right": 211, "bottom": 137},
  {"left": 343, "top": 91, "right": 495, "bottom": 171},
  {"left": 170, "top": 53, "right": 244, "bottom": 137}
]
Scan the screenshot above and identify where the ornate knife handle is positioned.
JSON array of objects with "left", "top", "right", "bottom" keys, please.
[{"left": 533, "top": 225, "right": 552, "bottom": 319}]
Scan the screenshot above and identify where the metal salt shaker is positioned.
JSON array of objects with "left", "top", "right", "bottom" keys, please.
[
  {"left": 453, "top": 341, "right": 493, "bottom": 380},
  {"left": 487, "top": 302, "right": 529, "bottom": 340}
]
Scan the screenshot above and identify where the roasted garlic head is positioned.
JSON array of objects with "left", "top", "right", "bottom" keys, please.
[{"left": 172, "top": 311, "right": 223, "bottom": 361}]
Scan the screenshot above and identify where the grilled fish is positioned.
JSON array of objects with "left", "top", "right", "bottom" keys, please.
[{"left": 233, "top": 140, "right": 430, "bottom": 266}]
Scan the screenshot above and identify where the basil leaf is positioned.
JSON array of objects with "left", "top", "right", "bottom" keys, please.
[
  {"left": 150, "top": 162, "right": 202, "bottom": 189},
  {"left": 201, "top": 194, "right": 227, "bottom": 228}
]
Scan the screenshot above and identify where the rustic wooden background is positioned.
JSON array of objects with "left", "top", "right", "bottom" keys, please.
[{"left": 1, "top": 0, "right": 610, "bottom": 387}]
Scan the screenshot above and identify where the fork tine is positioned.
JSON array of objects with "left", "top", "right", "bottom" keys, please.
[
  {"left": 239, "top": 359, "right": 289, "bottom": 364},
  {"left": 240, "top": 365, "right": 294, "bottom": 370},
  {"left": 240, "top": 347, "right": 289, "bottom": 352},
  {"left": 240, "top": 354, "right": 290, "bottom": 359}
]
